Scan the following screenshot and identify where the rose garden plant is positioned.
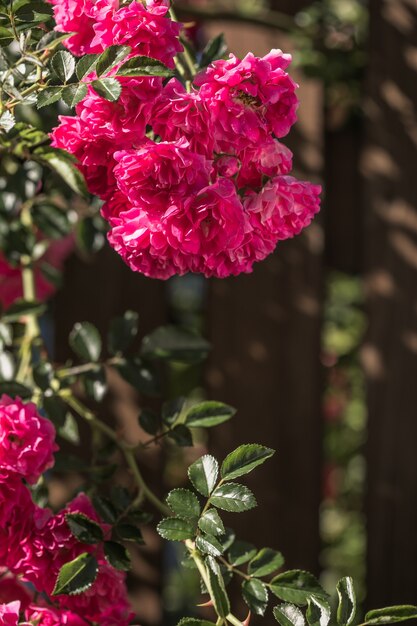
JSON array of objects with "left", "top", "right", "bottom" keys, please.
[{"left": 0, "top": 0, "right": 415, "bottom": 624}]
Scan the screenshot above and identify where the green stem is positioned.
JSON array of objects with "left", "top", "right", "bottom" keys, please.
[
  {"left": 218, "top": 556, "right": 250, "bottom": 581},
  {"left": 169, "top": 6, "right": 195, "bottom": 79},
  {"left": 124, "top": 448, "right": 171, "bottom": 516},
  {"left": 226, "top": 615, "right": 243, "bottom": 626}
]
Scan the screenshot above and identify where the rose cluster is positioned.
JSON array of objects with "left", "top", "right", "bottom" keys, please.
[
  {"left": 0, "top": 395, "right": 132, "bottom": 626},
  {"left": 51, "top": 0, "right": 321, "bottom": 279}
]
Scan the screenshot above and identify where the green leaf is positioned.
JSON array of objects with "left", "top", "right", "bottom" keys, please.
[
  {"left": 141, "top": 325, "right": 210, "bottom": 363},
  {"left": 108, "top": 310, "right": 139, "bottom": 355},
  {"left": 115, "top": 523, "right": 144, "bottom": 544},
  {"left": 116, "top": 55, "right": 174, "bottom": 77},
  {"left": 307, "top": 596, "right": 331, "bottom": 626},
  {"left": 221, "top": 444, "right": 275, "bottom": 481},
  {"left": 270, "top": 571, "right": 328, "bottom": 606},
  {"left": 114, "top": 357, "right": 159, "bottom": 396},
  {"left": 91, "top": 77, "right": 121, "bottom": 101},
  {"left": 69, "top": 322, "right": 101, "bottom": 362},
  {"left": 218, "top": 527, "right": 236, "bottom": 552},
  {"left": 76, "top": 54, "right": 99, "bottom": 80},
  {"left": 168, "top": 424, "right": 193, "bottom": 447},
  {"left": 195, "top": 533, "right": 224, "bottom": 557},
  {"left": 52, "top": 553, "right": 98, "bottom": 596},
  {"left": 157, "top": 517, "right": 197, "bottom": 541},
  {"left": 43, "top": 393, "right": 67, "bottom": 427},
  {"left": 188, "top": 455, "right": 219, "bottom": 497},
  {"left": 242, "top": 578, "right": 269, "bottom": 616},
  {"left": 200, "top": 33, "right": 227, "bottom": 68},
  {"left": 4, "top": 299, "right": 46, "bottom": 322},
  {"left": 336, "top": 577, "right": 356, "bottom": 626},
  {"left": 62, "top": 82, "right": 88, "bottom": 107},
  {"left": 209, "top": 483, "right": 257, "bottom": 513},
  {"left": 83, "top": 367, "right": 107, "bottom": 402},
  {"left": 65, "top": 512, "right": 104, "bottom": 544},
  {"left": 205, "top": 556, "right": 230, "bottom": 618},
  {"left": 177, "top": 620, "right": 217, "bottom": 626},
  {"left": 51, "top": 50, "right": 75, "bottom": 83},
  {"left": 92, "top": 495, "right": 118, "bottom": 524},
  {"left": 0, "top": 352, "right": 14, "bottom": 381},
  {"left": 184, "top": 401, "right": 236, "bottom": 429},
  {"left": 58, "top": 412, "right": 80, "bottom": 445},
  {"left": 274, "top": 604, "right": 306, "bottom": 626},
  {"left": 0, "top": 26, "right": 13, "bottom": 45},
  {"left": 248, "top": 548, "right": 285, "bottom": 577},
  {"left": 166, "top": 489, "right": 200, "bottom": 518},
  {"left": 0, "top": 111, "right": 15, "bottom": 132},
  {"left": 364, "top": 606, "right": 417, "bottom": 625},
  {"left": 198, "top": 509, "right": 225, "bottom": 537},
  {"left": 33, "top": 203, "right": 72, "bottom": 239},
  {"left": 0, "top": 381, "right": 31, "bottom": 399},
  {"left": 104, "top": 541, "right": 131, "bottom": 571},
  {"left": 15, "top": 1, "right": 52, "bottom": 22},
  {"left": 76, "top": 214, "right": 106, "bottom": 253},
  {"left": 96, "top": 44, "right": 130, "bottom": 76},
  {"left": 33, "top": 148, "right": 88, "bottom": 197},
  {"left": 228, "top": 540, "right": 257, "bottom": 566},
  {"left": 139, "top": 409, "right": 159, "bottom": 435},
  {"left": 162, "top": 397, "right": 185, "bottom": 425}
]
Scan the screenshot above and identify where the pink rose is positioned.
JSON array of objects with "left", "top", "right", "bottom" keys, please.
[{"left": 0, "top": 601, "right": 20, "bottom": 626}]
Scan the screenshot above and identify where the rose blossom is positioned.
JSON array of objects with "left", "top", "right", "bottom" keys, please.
[
  {"left": 0, "top": 470, "right": 36, "bottom": 570},
  {"left": 0, "top": 395, "right": 57, "bottom": 484},
  {"left": 0, "top": 601, "right": 20, "bottom": 626},
  {"left": 25, "top": 606, "right": 89, "bottom": 626}
]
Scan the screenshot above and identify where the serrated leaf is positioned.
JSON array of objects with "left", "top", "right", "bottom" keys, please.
[
  {"left": 108, "top": 310, "right": 138, "bottom": 355},
  {"left": 198, "top": 509, "right": 224, "bottom": 537},
  {"left": 274, "top": 604, "right": 306, "bottom": 626},
  {"left": 166, "top": 489, "right": 200, "bottom": 518},
  {"left": 76, "top": 54, "right": 99, "bottom": 80},
  {"left": 114, "top": 357, "right": 159, "bottom": 396},
  {"left": 248, "top": 548, "right": 285, "bottom": 577},
  {"left": 91, "top": 77, "right": 121, "bottom": 101},
  {"left": 270, "top": 570, "right": 328, "bottom": 606},
  {"left": 221, "top": 444, "right": 275, "bottom": 481},
  {"left": 218, "top": 527, "right": 236, "bottom": 552},
  {"left": 0, "top": 26, "right": 14, "bottom": 45},
  {"left": 242, "top": 578, "right": 268, "bottom": 616},
  {"left": 4, "top": 299, "right": 46, "bottom": 322},
  {"left": 0, "top": 381, "right": 31, "bottom": 399},
  {"left": 184, "top": 401, "right": 236, "bottom": 428},
  {"left": 200, "top": 33, "right": 227, "bottom": 68},
  {"left": 104, "top": 541, "right": 131, "bottom": 571},
  {"left": 92, "top": 495, "right": 118, "bottom": 524},
  {"left": 157, "top": 517, "right": 196, "bottom": 541},
  {"left": 33, "top": 148, "right": 88, "bottom": 197},
  {"left": 210, "top": 483, "right": 257, "bottom": 513},
  {"left": 0, "top": 110, "right": 15, "bottom": 131},
  {"left": 336, "top": 577, "right": 356, "bottom": 626},
  {"left": 205, "top": 556, "right": 230, "bottom": 618},
  {"left": 228, "top": 540, "right": 257, "bottom": 566},
  {"left": 52, "top": 553, "right": 98, "bottom": 596},
  {"left": 307, "top": 596, "right": 331, "bottom": 626},
  {"left": 43, "top": 393, "right": 67, "bottom": 427},
  {"left": 66, "top": 512, "right": 104, "bottom": 544},
  {"left": 168, "top": 424, "right": 193, "bottom": 447},
  {"left": 188, "top": 455, "right": 218, "bottom": 497},
  {"left": 195, "top": 533, "right": 224, "bottom": 557},
  {"left": 139, "top": 408, "right": 159, "bottom": 435},
  {"left": 364, "top": 606, "right": 417, "bottom": 625},
  {"left": 51, "top": 50, "right": 75, "bottom": 83},
  {"left": 141, "top": 325, "right": 210, "bottom": 363},
  {"left": 62, "top": 82, "right": 88, "bottom": 107},
  {"left": 96, "top": 44, "right": 130, "bottom": 76},
  {"left": 177, "top": 620, "right": 217, "bottom": 626},
  {"left": 116, "top": 55, "right": 174, "bottom": 77},
  {"left": 115, "top": 523, "right": 144, "bottom": 544},
  {"left": 162, "top": 396, "right": 185, "bottom": 425},
  {"left": 69, "top": 322, "right": 101, "bottom": 362}
]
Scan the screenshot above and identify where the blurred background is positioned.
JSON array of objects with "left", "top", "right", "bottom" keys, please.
[{"left": 48, "top": 0, "right": 417, "bottom": 624}]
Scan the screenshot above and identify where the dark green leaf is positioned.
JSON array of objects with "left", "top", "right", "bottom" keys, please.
[
  {"left": 104, "top": 541, "right": 131, "bottom": 571},
  {"left": 162, "top": 396, "right": 185, "bottom": 425},
  {"left": 62, "top": 82, "right": 88, "bottom": 107},
  {"left": 52, "top": 553, "right": 98, "bottom": 596},
  {"left": 157, "top": 517, "right": 197, "bottom": 541},
  {"left": 228, "top": 540, "right": 257, "bottom": 566},
  {"left": 0, "top": 380, "right": 31, "bottom": 399},
  {"left": 184, "top": 401, "right": 236, "bottom": 428},
  {"left": 205, "top": 556, "right": 230, "bottom": 618},
  {"left": 364, "top": 606, "right": 417, "bottom": 625},
  {"left": 218, "top": 527, "right": 236, "bottom": 552},
  {"left": 336, "top": 577, "right": 356, "bottom": 626},
  {"left": 0, "top": 26, "right": 14, "bottom": 45},
  {"left": 116, "top": 55, "right": 174, "bottom": 77},
  {"left": 33, "top": 203, "right": 72, "bottom": 239},
  {"left": 210, "top": 483, "right": 257, "bottom": 513},
  {"left": 115, "top": 523, "right": 144, "bottom": 544},
  {"left": 168, "top": 424, "right": 193, "bottom": 447},
  {"left": 200, "top": 33, "right": 227, "bottom": 68},
  {"left": 166, "top": 488, "right": 200, "bottom": 518},
  {"left": 51, "top": 50, "right": 75, "bottom": 83},
  {"left": 141, "top": 325, "right": 210, "bottom": 363},
  {"left": 195, "top": 533, "right": 224, "bottom": 557},
  {"left": 198, "top": 509, "right": 225, "bottom": 537},
  {"left": 242, "top": 578, "right": 268, "bottom": 616},
  {"left": 177, "top": 620, "right": 217, "bottom": 626},
  {"left": 69, "top": 322, "right": 101, "bottom": 362},
  {"left": 307, "top": 596, "right": 331, "bottom": 626},
  {"left": 76, "top": 214, "right": 106, "bottom": 253},
  {"left": 33, "top": 148, "right": 88, "bottom": 197},
  {"left": 96, "top": 44, "right": 130, "bottom": 76},
  {"left": 92, "top": 495, "right": 118, "bottom": 524},
  {"left": 188, "top": 454, "right": 218, "bottom": 497},
  {"left": 139, "top": 408, "right": 160, "bottom": 435},
  {"left": 114, "top": 357, "right": 159, "bottom": 396},
  {"left": 274, "top": 604, "right": 306, "bottom": 626},
  {"left": 83, "top": 367, "right": 107, "bottom": 402},
  {"left": 248, "top": 548, "right": 285, "bottom": 577},
  {"left": 15, "top": 1, "right": 52, "bottom": 22},
  {"left": 76, "top": 54, "right": 99, "bottom": 80},
  {"left": 91, "top": 77, "right": 121, "bottom": 101},
  {"left": 58, "top": 412, "right": 80, "bottom": 444},
  {"left": 108, "top": 310, "right": 139, "bottom": 355},
  {"left": 4, "top": 299, "right": 46, "bottom": 322},
  {"left": 221, "top": 444, "right": 275, "bottom": 481},
  {"left": 270, "top": 570, "right": 328, "bottom": 606},
  {"left": 43, "top": 393, "right": 67, "bottom": 427},
  {"left": 66, "top": 512, "right": 104, "bottom": 544}
]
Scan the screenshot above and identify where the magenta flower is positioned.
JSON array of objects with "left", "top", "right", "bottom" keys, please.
[{"left": 0, "top": 601, "right": 20, "bottom": 626}]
